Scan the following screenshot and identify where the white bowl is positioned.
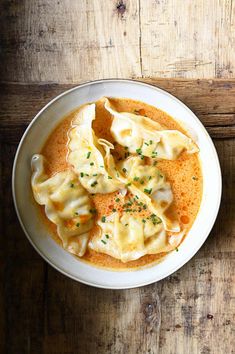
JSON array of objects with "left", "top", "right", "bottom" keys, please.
[{"left": 12, "top": 79, "right": 222, "bottom": 289}]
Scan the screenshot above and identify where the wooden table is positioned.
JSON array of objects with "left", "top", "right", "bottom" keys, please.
[{"left": 1, "top": 1, "right": 235, "bottom": 354}]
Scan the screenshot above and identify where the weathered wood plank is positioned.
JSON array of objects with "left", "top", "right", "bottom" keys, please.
[
  {"left": 140, "top": 0, "right": 235, "bottom": 79},
  {"left": 1, "top": 79, "right": 235, "bottom": 140},
  {"left": 1, "top": 0, "right": 235, "bottom": 82},
  {"left": 0, "top": 0, "right": 141, "bottom": 83}
]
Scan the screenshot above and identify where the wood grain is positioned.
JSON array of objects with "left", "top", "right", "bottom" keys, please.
[
  {"left": 1, "top": 0, "right": 235, "bottom": 83},
  {"left": 0, "top": 80, "right": 234, "bottom": 354},
  {"left": 1, "top": 79, "right": 234, "bottom": 140}
]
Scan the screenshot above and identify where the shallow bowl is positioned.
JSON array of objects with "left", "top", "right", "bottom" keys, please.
[{"left": 12, "top": 79, "right": 222, "bottom": 289}]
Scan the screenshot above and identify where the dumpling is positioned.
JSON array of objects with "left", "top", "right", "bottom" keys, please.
[
  {"left": 68, "top": 103, "right": 125, "bottom": 193},
  {"left": 118, "top": 156, "right": 179, "bottom": 232},
  {"left": 89, "top": 213, "right": 184, "bottom": 262},
  {"left": 31, "top": 154, "right": 94, "bottom": 257},
  {"left": 104, "top": 97, "right": 198, "bottom": 160}
]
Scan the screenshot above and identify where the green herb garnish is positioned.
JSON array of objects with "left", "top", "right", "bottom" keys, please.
[
  {"left": 144, "top": 188, "right": 152, "bottom": 194},
  {"left": 101, "top": 216, "right": 106, "bottom": 223},
  {"left": 91, "top": 181, "right": 98, "bottom": 187},
  {"left": 86, "top": 151, "right": 91, "bottom": 159}
]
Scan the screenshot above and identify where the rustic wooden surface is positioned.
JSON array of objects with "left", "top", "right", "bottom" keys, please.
[
  {"left": 1, "top": 0, "right": 235, "bottom": 353},
  {"left": 1, "top": 0, "right": 235, "bottom": 82},
  {"left": 0, "top": 79, "right": 234, "bottom": 354}
]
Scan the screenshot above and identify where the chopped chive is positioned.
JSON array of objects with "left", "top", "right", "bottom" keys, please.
[
  {"left": 101, "top": 216, "right": 106, "bottom": 223},
  {"left": 89, "top": 208, "right": 97, "bottom": 214},
  {"left": 90, "top": 162, "right": 94, "bottom": 166},
  {"left": 148, "top": 176, "right": 152, "bottom": 180},
  {"left": 70, "top": 183, "right": 74, "bottom": 188},
  {"left": 122, "top": 168, "right": 127, "bottom": 173},
  {"left": 80, "top": 172, "right": 84, "bottom": 177},
  {"left": 144, "top": 188, "right": 152, "bottom": 194},
  {"left": 91, "top": 181, "right": 98, "bottom": 187},
  {"left": 108, "top": 176, "right": 112, "bottom": 179},
  {"left": 144, "top": 142, "right": 149, "bottom": 146},
  {"left": 125, "top": 223, "right": 128, "bottom": 226},
  {"left": 74, "top": 212, "right": 79, "bottom": 215},
  {"left": 86, "top": 151, "right": 91, "bottom": 159},
  {"left": 100, "top": 165, "right": 104, "bottom": 168},
  {"left": 101, "top": 240, "right": 107, "bottom": 245},
  {"left": 124, "top": 146, "right": 128, "bottom": 150},
  {"left": 105, "top": 234, "right": 110, "bottom": 239},
  {"left": 115, "top": 198, "right": 120, "bottom": 202},
  {"left": 142, "top": 219, "right": 146, "bottom": 223},
  {"left": 116, "top": 172, "right": 120, "bottom": 177},
  {"left": 149, "top": 140, "right": 153, "bottom": 145},
  {"left": 140, "top": 155, "right": 145, "bottom": 160},
  {"left": 135, "top": 195, "right": 139, "bottom": 199},
  {"left": 112, "top": 208, "right": 117, "bottom": 212},
  {"left": 140, "top": 180, "right": 144, "bottom": 185},
  {"left": 136, "top": 148, "right": 142, "bottom": 155},
  {"left": 143, "top": 204, "right": 147, "bottom": 210},
  {"left": 133, "top": 176, "right": 139, "bottom": 181},
  {"left": 126, "top": 182, "right": 131, "bottom": 187},
  {"left": 93, "top": 173, "right": 98, "bottom": 176},
  {"left": 76, "top": 223, "right": 80, "bottom": 227},
  {"left": 175, "top": 247, "right": 179, "bottom": 252}
]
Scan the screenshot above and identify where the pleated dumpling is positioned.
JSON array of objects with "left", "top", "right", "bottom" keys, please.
[
  {"left": 104, "top": 98, "right": 198, "bottom": 160},
  {"left": 31, "top": 154, "right": 94, "bottom": 257},
  {"left": 118, "top": 156, "right": 179, "bottom": 232},
  {"left": 68, "top": 104, "right": 124, "bottom": 193},
  {"left": 89, "top": 213, "right": 184, "bottom": 262}
]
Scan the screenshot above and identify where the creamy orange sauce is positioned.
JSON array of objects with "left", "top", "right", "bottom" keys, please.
[{"left": 40, "top": 98, "right": 203, "bottom": 270}]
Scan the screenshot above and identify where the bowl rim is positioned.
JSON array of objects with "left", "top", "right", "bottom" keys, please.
[{"left": 12, "top": 78, "right": 222, "bottom": 289}]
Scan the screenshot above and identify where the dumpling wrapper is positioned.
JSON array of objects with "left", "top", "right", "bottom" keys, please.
[
  {"left": 104, "top": 97, "right": 198, "bottom": 160},
  {"left": 68, "top": 103, "right": 125, "bottom": 194},
  {"left": 118, "top": 156, "right": 180, "bottom": 232},
  {"left": 89, "top": 213, "right": 184, "bottom": 262},
  {"left": 31, "top": 154, "right": 94, "bottom": 257}
]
